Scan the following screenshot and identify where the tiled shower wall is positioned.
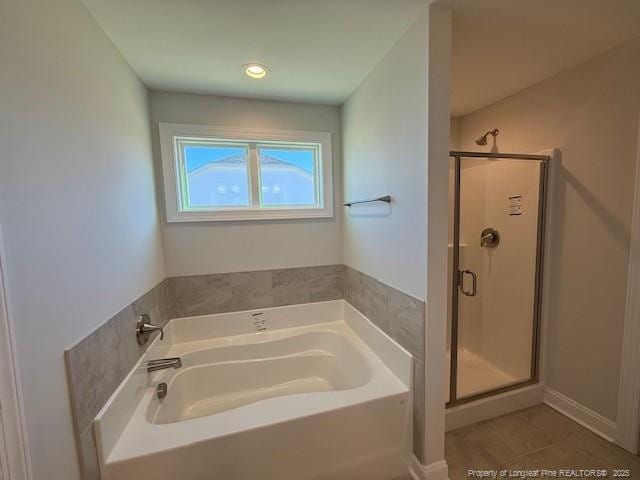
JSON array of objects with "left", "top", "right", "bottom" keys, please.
[{"left": 65, "top": 264, "right": 426, "bottom": 479}]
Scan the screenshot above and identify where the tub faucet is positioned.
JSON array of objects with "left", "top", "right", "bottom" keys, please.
[{"left": 147, "top": 357, "right": 182, "bottom": 373}]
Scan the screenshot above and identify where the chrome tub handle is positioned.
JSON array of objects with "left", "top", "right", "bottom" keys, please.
[{"left": 136, "top": 313, "right": 164, "bottom": 345}]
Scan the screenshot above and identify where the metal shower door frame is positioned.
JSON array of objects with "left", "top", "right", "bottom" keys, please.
[{"left": 447, "top": 151, "right": 550, "bottom": 408}]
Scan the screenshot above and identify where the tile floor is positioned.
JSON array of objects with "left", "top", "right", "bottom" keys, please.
[{"left": 446, "top": 405, "right": 640, "bottom": 479}]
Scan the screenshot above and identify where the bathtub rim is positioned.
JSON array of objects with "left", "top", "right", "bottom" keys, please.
[{"left": 94, "top": 300, "right": 413, "bottom": 473}]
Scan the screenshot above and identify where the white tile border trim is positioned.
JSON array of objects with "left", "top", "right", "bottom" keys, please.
[
  {"left": 409, "top": 455, "right": 449, "bottom": 480},
  {"left": 615, "top": 112, "right": 640, "bottom": 454},
  {"left": 543, "top": 387, "right": 616, "bottom": 442}
]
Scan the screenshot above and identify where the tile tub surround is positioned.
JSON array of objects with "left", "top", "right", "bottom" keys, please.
[
  {"left": 65, "top": 279, "right": 170, "bottom": 480},
  {"left": 65, "top": 264, "right": 426, "bottom": 478},
  {"left": 168, "top": 264, "right": 345, "bottom": 318},
  {"left": 96, "top": 303, "right": 412, "bottom": 480},
  {"left": 169, "top": 263, "right": 425, "bottom": 460},
  {"left": 344, "top": 266, "right": 426, "bottom": 462}
]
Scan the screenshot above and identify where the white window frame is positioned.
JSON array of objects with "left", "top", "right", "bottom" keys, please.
[{"left": 159, "top": 123, "right": 334, "bottom": 222}]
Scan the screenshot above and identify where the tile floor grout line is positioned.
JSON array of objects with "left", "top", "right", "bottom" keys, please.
[{"left": 446, "top": 405, "right": 640, "bottom": 479}]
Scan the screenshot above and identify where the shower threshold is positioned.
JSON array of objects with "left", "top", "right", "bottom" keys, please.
[{"left": 446, "top": 349, "right": 517, "bottom": 399}]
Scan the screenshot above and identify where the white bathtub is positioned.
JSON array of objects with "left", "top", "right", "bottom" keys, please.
[{"left": 95, "top": 300, "right": 412, "bottom": 480}]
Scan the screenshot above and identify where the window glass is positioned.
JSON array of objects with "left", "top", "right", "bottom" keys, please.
[
  {"left": 259, "top": 146, "right": 317, "bottom": 206},
  {"left": 182, "top": 144, "right": 250, "bottom": 208}
]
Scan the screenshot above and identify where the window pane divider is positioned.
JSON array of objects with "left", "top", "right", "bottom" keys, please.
[{"left": 248, "top": 143, "right": 261, "bottom": 208}]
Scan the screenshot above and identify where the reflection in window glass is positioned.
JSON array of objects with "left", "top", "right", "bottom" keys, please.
[
  {"left": 259, "top": 147, "right": 316, "bottom": 206},
  {"left": 183, "top": 144, "right": 249, "bottom": 207}
]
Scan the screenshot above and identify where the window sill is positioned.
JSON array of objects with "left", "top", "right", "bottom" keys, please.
[{"left": 167, "top": 207, "right": 334, "bottom": 223}]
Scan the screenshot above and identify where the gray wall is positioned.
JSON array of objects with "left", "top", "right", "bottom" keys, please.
[
  {"left": 65, "top": 281, "right": 170, "bottom": 480},
  {"left": 149, "top": 91, "right": 343, "bottom": 277},
  {"left": 0, "top": 0, "right": 166, "bottom": 478},
  {"left": 456, "top": 38, "right": 640, "bottom": 421},
  {"left": 341, "top": 13, "right": 429, "bottom": 301}
]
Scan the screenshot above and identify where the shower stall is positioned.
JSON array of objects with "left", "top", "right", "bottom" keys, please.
[{"left": 447, "top": 151, "right": 550, "bottom": 407}]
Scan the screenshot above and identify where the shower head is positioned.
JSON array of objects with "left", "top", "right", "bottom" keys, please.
[{"left": 475, "top": 129, "right": 500, "bottom": 146}]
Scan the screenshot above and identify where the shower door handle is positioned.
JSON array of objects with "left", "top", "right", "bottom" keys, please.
[{"left": 459, "top": 270, "right": 477, "bottom": 297}]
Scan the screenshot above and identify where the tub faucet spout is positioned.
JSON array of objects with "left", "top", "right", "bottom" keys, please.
[{"left": 147, "top": 357, "right": 182, "bottom": 373}]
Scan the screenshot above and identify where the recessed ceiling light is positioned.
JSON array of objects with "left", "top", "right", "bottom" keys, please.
[{"left": 243, "top": 63, "right": 269, "bottom": 79}]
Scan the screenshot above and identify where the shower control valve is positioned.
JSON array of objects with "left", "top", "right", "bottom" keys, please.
[{"left": 480, "top": 227, "right": 500, "bottom": 248}]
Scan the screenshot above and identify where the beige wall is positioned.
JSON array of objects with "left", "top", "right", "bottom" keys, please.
[
  {"left": 0, "top": 0, "right": 166, "bottom": 478},
  {"left": 341, "top": 13, "right": 428, "bottom": 300},
  {"left": 456, "top": 38, "right": 640, "bottom": 421},
  {"left": 450, "top": 117, "right": 460, "bottom": 151},
  {"left": 149, "top": 91, "right": 342, "bottom": 276}
]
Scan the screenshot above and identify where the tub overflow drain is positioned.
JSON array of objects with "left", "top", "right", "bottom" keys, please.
[{"left": 157, "top": 382, "right": 168, "bottom": 400}]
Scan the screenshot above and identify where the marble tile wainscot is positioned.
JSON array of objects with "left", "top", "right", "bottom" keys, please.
[
  {"left": 64, "top": 264, "right": 426, "bottom": 479},
  {"left": 168, "top": 265, "right": 345, "bottom": 318},
  {"left": 344, "top": 266, "right": 426, "bottom": 462},
  {"left": 65, "top": 280, "right": 170, "bottom": 480}
]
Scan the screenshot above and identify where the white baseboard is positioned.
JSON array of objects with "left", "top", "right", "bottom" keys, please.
[
  {"left": 446, "top": 384, "right": 543, "bottom": 431},
  {"left": 543, "top": 387, "right": 616, "bottom": 442},
  {"left": 409, "top": 455, "right": 448, "bottom": 480}
]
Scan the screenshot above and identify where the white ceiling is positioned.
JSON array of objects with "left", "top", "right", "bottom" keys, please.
[
  {"left": 83, "top": 0, "right": 640, "bottom": 114},
  {"left": 81, "top": 0, "right": 428, "bottom": 105},
  {"left": 449, "top": 0, "right": 640, "bottom": 115}
]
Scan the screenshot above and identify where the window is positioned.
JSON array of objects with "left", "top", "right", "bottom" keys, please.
[{"left": 159, "top": 123, "right": 333, "bottom": 222}]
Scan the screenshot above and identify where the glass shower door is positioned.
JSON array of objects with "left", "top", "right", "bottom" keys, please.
[{"left": 448, "top": 154, "right": 547, "bottom": 405}]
